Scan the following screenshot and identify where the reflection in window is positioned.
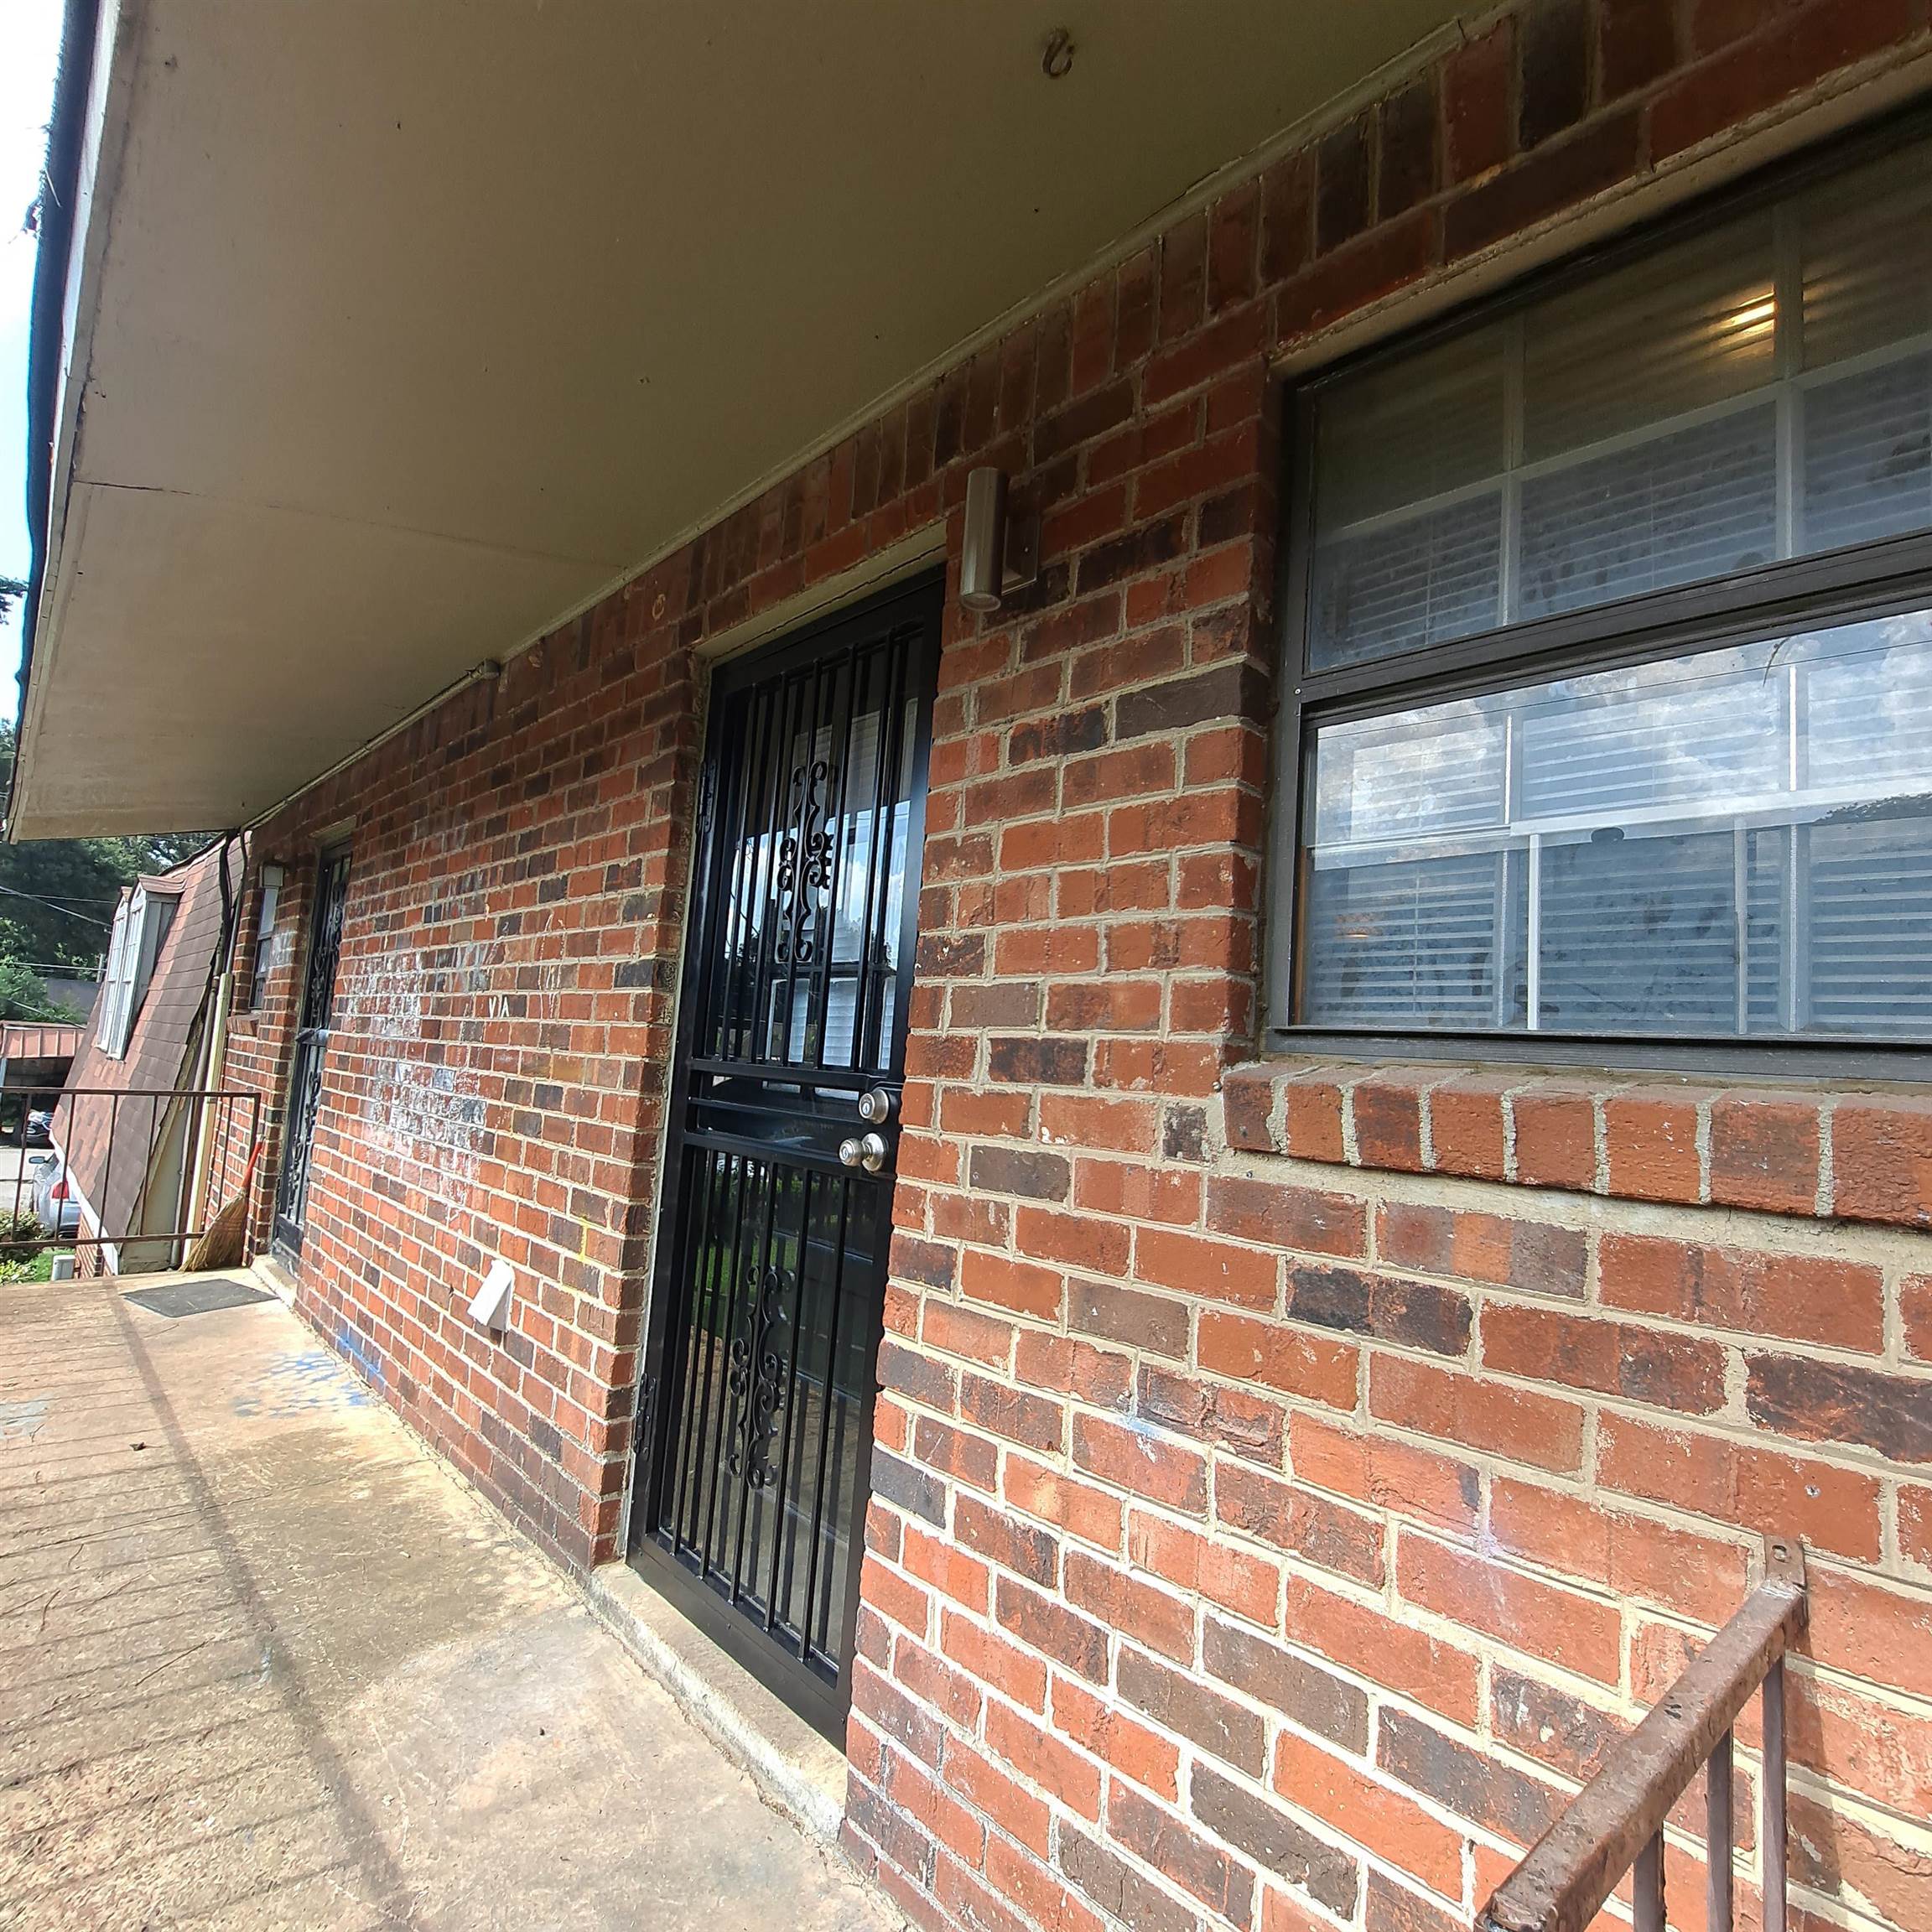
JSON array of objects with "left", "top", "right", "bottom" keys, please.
[
  {"left": 1302, "top": 610, "right": 1932, "bottom": 1038},
  {"left": 711, "top": 679, "right": 918, "bottom": 1072}
]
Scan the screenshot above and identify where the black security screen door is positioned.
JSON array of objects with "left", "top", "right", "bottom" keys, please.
[
  {"left": 631, "top": 576, "right": 942, "bottom": 1737},
  {"left": 273, "top": 845, "right": 351, "bottom": 1257}
]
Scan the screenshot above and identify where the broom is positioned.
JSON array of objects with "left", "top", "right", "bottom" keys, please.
[{"left": 184, "top": 1141, "right": 264, "bottom": 1273}]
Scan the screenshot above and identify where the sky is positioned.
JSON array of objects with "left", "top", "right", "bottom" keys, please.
[{"left": 0, "top": 2, "right": 66, "bottom": 726}]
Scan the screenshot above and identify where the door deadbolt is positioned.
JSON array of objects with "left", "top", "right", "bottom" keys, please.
[
  {"left": 839, "top": 1132, "right": 889, "bottom": 1174},
  {"left": 857, "top": 1087, "right": 896, "bottom": 1124}
]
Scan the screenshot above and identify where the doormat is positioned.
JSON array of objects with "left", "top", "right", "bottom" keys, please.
[{"left": 124, "top": 1279, "right": 276, "bottom": 1320}]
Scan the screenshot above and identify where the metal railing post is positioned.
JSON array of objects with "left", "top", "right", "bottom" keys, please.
[
  {"left": 1763, "top": 1658, "right": 1788, "bottom": 1932},
  {"left": 1633, "top": 1833, "right": 1665, "bottom": 1932},
  {"left": 1706, "top": 1728, "right": 1734, "bottom": 1932},
  {"left": 1478, "top": 1535, "right": 1806, "bottom": 1932}
]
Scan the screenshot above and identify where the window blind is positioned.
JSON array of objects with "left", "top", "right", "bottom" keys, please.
[
  {"left": 1304, "top": 143, "right": 1932, "bottom": 674},
  {"left": 1301, "top": 610, "right": 1932, "bottom": 1039}
]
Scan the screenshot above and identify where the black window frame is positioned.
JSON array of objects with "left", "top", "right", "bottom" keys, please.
[{"left": 1267, "top": 102, "right": 1932, "bottom": 1080}]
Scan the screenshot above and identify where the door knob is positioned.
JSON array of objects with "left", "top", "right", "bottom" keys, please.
[
  {"left": 857, "top": 1087, "right": 896, "bottom": 1124},
  {"left": 839, "top": 1132, "right": 889, "bottom": 1174}
]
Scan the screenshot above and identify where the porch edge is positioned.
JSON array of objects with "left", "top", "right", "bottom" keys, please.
[{"left": 584, "top": 1561, "right": 848, "bottom": 1849}]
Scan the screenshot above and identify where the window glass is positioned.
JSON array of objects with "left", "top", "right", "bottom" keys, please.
[
  {"left": 1305, "top": 144, "right": 1932, "bottom": 673},
  {"left": 1308, "top": 332, "right": 1504, "bottom": 668},
  {"left": 1301, "top": 606, "right": 1932, "bottom": 1039},
  {"left": 96, "top": 901, "right": 134, "bottom": 1057}
]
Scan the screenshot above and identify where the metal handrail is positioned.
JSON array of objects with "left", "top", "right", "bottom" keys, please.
[
  {"left": 0, "top": 1081, "right": 263, "bottom": 1271},
  {"left": 1478, "top": 1535, "right": 1808, "bottom": 1932}
]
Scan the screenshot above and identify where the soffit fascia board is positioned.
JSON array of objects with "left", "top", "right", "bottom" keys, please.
[{"left": 15, "top": 0, "right": 146, "bottom": 844}]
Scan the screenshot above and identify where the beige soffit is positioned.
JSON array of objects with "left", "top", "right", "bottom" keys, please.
[{"left": 15, "top": 0, "right": 1474, "bottom": 839}]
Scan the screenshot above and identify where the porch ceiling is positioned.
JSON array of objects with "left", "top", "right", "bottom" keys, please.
[{"left": 14, "top": 0, "right": 1469, "bottom": 839}]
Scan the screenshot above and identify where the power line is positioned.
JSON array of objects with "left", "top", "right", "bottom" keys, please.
[{"left": 0, "top": 882, "right": 112, "bottom": 929}]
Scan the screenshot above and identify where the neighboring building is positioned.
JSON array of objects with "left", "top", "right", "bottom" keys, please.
[
  {"left": 0, "top": 1020, "right": 82, "bottom": 1118},
  {"left": 13, "top": 7, "right": 1932, "bottom": 1932},
  {"left": 40, "top": 971, "right": 100, "bottom": 1023},
  {"left": 56, "top": 842, "right": 244, "bottom": 1274}
]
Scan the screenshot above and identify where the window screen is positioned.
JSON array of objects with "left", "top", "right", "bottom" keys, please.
[{"left": 1287, "top": 127, "right": 1932, "bottom": 1050}]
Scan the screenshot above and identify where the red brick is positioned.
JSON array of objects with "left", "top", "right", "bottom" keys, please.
[
  {"left": 940, "top": 1608, "right": 1050, "bottom": 1713},
  {"left": 1222, "top": 1063, "right": 1280, "bottom": 1152},
  {"left": 1284, "top": 1571, "right": 1482, "bottom": 1727},
  {"left": 1376, "top": 1203, "right": 1587, "bottom": 1301},
  {"left": 1137, "top": 1363, "right": 1285, "bottom": 1464},
  {"left": 1600, "top": 0, "right": 1680, "bottom": 96},
  {"left": 985, "top": 1700, "right": 1104, "bottom": 1820},
  {"left": 1134, "top": 1224, "right": 1278, "bottom": 1309},
  {"left": 1116, "top": 1649, "right": 1266, "bottom": 1781},
  {"left": 1488, "top": 1475, "right": 1753, "bottom": 1626},
  {"left": 1708, "top": 1092, "right": 1822, "bottom": 1218},
  {"left": 1215, "top": 1462, "right": 1385, "bottom": 1586},
  {"left": 960, "top": 1249, "right": 1064, "bottom": 1322},
  {"left": 864, "top": 1552, "right": 935, "bottom": 1639},
  {"left": 1372, "top": 1355, "right": 1587, "bottom": 1472},
  {"left": 1599, "top": 1233, "right": 1884, "bottom": 1353},
  {"left": 1597, "top": 1414, "right": 1883, "bottom": 1562},
  {"left": 1511, "top": 1082, "right": 1598, "bottom": 1192},
  {"left": 1806, "top": 1566, "right": 1932, "bottom": 1702},
  {"left": 1427, "top": 1072, "right": 1512, "bottom": 1181},
  {"left": 1399, "top": 1530, "right": 1621, "bottom": 1683},
  {"left": 1197, "top": 1311, "right": 1361, "bottom": 1412},
  {"left": 1072, "top": 1413, "right": 1209, "bottom": 1516},
  {"left": 1481, "top": 1303, "right": 1727, "bottom": 1415},
  {"left": 1052, "top": 1675, "right": 1182, "bottom": 1800},
  {"left": 1443, "top": 112, "right": 1643, "bottom": 261},
  {"left": 1602, "top": 1085, "right": 1703, "bottom": 1203},
  {"left": 1072, "top": 1161, "right": 1202, "bottom": 1233},
  {"left": 903, "top": 1522, "right": 992, "bottom": 1612},
  {"left": 1063, "top": 1550, "right": 1194, "bottom": 1663},
  {"left": 1907, "top": 1275, "right": 1932, "bottom": 1363},
  {"left": 1288, "top": 1411, "right": 1480, "bottom": 1538},
  {"left": 1745, "top": 1352, "right": 1932, "bottom": 1465},
  {"left": 1441, "top": 17, "right": 1514, "bottom": 183},
  {"left": 1208, "top": 181, "right": 1259, "bottom": 314},
  {"left": 1014, "top": 1330, "right": 1134, "bottom": 1410},
  {"left": 1352, "top": 1069, "right": 1433, "bottom": 1172},
  {"left": 1205, "top": 1176, "right": 1368, "bottom": 1259},
  {"left": 1003, "top": 1453, "right": 1125, "bottom": 1553},
  {"left": 1275, "top": 209, "right": 1437, "bottom": 345},
  {"left": 895, "top": 1636, "right": 986, "bottom": 1731},
  {"left": 1788, "top": 1784, "right": 1932, "bottom": 1930},
  {"left": 1832, "top": 1095, "right": 1932, "bottom": 1228},
  {"left": 1903, "top": 1483, "right": 1932, "bottom": 1570},
  {"left": 1281, "top": 1067, "right": 1348, "bottom": 1162},
  {"left": 922, "top": 1300, "right": 1015, "bottom": 1369},
  {"left": 941, "top": 1734, "right": 1052, "bottom": 1854},
  {"left": 1128, "top": 1509, "right": 1280, "bottom": 1626},
  {"left": 1272, "top": 1731, "right": 1463, "bottom": 1901},
  {"left": 1651, "top": 0, "right": 1918, "bottom": 161}
]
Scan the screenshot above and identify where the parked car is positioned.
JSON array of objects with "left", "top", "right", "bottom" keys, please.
[{"left": 29, "top": 1155, "right": 80, "bottom": 1241}]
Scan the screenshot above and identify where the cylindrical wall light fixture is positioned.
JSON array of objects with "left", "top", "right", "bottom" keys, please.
[{"left": 959, "top": 468, "right": 1009, "bottom": 613}]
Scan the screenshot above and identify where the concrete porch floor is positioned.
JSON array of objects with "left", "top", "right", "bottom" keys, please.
[{"left": 0, "top": 1275, "right": 896, "bottom": 1930}]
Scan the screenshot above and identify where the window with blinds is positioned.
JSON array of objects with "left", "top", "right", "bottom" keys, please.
[{"left": 1286, "top": 127, "right": 1932, "bottom": 1047}]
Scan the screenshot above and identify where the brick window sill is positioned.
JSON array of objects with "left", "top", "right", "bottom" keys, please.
[{"left": 1222, "top": 1058, "right": 1932, "bottom": 1230}]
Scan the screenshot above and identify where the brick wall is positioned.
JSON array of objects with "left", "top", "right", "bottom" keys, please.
[
  {"left": 214, "top": 2, "right": 1932, "bottom": 1929},
  {"left": 221, "top": 637, "right": 700, "bottom": 1571}
]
